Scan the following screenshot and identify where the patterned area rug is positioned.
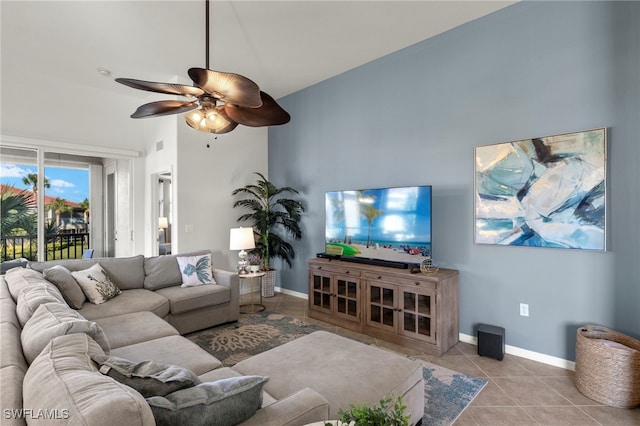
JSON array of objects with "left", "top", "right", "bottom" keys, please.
[
  {"left": 421, "top": 362, "right": 487, "bottom": 425},
  {"left": 186, "top": 312, "right": 487, "bottom": 425},
  {"left": 187, "top": 312, "right": 320, "bottom": 366}
]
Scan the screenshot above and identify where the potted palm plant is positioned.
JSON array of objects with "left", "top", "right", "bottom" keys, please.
[{"left": 232, "top": 172, "right": 304, "bottom": 296}]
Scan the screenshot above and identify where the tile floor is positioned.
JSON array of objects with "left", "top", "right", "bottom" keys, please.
[{"left": 261, "top": 292, "right": 640, "bottom": 426}]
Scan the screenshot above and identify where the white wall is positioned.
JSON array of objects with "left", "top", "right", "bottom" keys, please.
[
  {"left": 137, "top": 113, "right": 271, "bottom": 269},
  {"left": 140, "top": 118, "right": 178, "bottom": 255},
  {"left": 173, "top": 124, "right": 268, "bottom": 271}
]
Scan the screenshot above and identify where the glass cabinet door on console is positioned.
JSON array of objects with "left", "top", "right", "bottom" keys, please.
[
  {"left": 310, "top": 270, "right": 332, "bottom": 312},
  {"left": 334, "top": 274, "right": 359, "bottom": 322},
  {"left": 400, "top": 288, "right": 436, "bottom": 344},
  {"left": 366, "top": 282, "right": 397, "bottom": 333},
  {"left": 309, "top": 268, "right": 360, "bottom": 324},
  {"left": 365, "top": 281, "right": 436, "bottom": 344}
]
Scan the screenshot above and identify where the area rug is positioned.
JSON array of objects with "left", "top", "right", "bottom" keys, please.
[
  {"left": 187, "top": 312, "right": 321, "bottom": 366},
  {"left": 421, "top": 363, "right": 487, "bottom": 425},
  {"left": 187, "top": 312, "right": 487, "bottom": 425}
]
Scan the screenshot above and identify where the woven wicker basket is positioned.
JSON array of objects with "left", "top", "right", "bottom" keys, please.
[
  {"left": 261, "top": 269, "right": 276, "bottom": 298},
  {"left": 575, "top": 325, "right": 640, "bottom": 408}
]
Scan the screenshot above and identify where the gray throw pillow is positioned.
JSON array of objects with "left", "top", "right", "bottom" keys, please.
[
  {"left": 146, "top": 375, "right": 268, "bottom": 426},
  {"left": 0, "top": 257, "right": 29, "bottom": 274},
  {"left": 44, "top": 265, "right": 86, "bottom": 309},
  {"left": 92, "top": 355, "right": 201, "bottom": 398}
]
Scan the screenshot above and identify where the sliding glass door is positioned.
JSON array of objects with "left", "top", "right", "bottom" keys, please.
[
  {"left": 1, "top": 146, "right": 93, "bottom": 261},
  {"left": 1, "top": 146, "right": 40, "bottom": 261}
]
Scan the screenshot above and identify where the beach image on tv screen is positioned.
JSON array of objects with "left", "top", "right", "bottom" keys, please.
[{"left": 325, "top": 186, "right": 432, "bottom": 264}]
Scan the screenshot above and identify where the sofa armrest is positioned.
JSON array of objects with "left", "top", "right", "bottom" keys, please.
[
  {"left": 239, "top": 388, "right": 329, "bottom": 426},
  {"left": 213, "top": 269, "right": 239, "bottom": 322}
]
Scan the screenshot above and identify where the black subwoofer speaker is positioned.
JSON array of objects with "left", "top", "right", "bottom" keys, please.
[{"left": 477, "top": 324, "right": 505, "bottom": 361}]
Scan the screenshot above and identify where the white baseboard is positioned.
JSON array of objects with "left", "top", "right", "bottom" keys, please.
[
  {"left": 275, "top": 287, "right": 308, "bottom": 300},
  {"left": 459, "top": 333, "right": 576, "bottom": 371}
]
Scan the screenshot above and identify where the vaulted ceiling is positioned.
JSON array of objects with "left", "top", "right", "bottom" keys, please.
[{"left": 1, "top": 1, "right": 515, "bottom": 148}]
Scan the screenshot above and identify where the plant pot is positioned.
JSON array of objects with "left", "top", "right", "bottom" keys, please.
[
  {"left": 249, "top": 265, "right": 260, "bottom": 273},
  {"left": 262, "top": 269, "right": 276, "bottom": 298}
]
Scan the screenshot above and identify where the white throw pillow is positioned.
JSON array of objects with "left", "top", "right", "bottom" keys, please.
[
  {"left": 72, "top": 263, "right": 121, "bottom": 304},
  {"left": 176, "top": 254, "right": 215, "bottom": 287}
]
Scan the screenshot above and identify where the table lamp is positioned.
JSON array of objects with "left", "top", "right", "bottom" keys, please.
[{"left": 229, "top": 227, "right": 255, "bottom": 274}]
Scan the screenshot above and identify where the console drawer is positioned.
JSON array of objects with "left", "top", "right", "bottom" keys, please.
[{"left": 363, "top": 272, "right": 436, "bottom": 290}]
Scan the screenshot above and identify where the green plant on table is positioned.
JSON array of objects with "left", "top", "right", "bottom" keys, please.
[{"left": 334, "top": 394, "right": 410, "bottom": 426}]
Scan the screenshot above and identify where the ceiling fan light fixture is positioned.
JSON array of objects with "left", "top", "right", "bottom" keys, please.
[
  {"left": 205, "top": 109, "right": 217, "bottom": 121},
  {"left": 117, "top": 0, "right": 289, "bottom": 134},
  {"left": 185, "top": 106, "right": 237, "bottom": 134},
  {"left": 185, "top": 109, "right": 206, "bottom": 130}
]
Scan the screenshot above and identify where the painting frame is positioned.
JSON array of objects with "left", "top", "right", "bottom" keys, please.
[{"left": 474, "top": 128, "right": 607, "bottom": 251}]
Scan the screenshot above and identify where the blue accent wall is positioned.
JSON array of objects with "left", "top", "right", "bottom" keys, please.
[{"left": 268, "top": 1, "right": 639, "bottom": 361}]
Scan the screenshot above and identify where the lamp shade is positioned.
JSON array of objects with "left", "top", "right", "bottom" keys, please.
[
  {"left": 229, "top": 227, "right": 255, "bottom": 250},
  {"left": 158, "top": 217, "right": 169, "bottom": 229}
]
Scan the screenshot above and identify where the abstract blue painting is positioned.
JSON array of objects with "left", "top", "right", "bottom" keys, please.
[{"left": 474, "top": 128, "right": 606, "bottom": 250}]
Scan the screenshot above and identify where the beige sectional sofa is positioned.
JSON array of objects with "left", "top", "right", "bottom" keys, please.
[{"left": 1, "top": 251, "right": 425, "bottom": 426}]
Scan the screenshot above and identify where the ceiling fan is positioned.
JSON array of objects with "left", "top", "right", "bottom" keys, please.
[{"left": 115, "top": 0, "right": 290, "bottom": 134}]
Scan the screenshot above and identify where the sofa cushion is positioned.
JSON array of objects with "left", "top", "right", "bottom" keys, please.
[
  {"left": 92, "top": 354, "right": 201, "bottom": 398},
  {"left": 79, "top": 289, "right": 170, "bottom": 321},
  {"left": 1, "top": 322, "right": 28, "bottom": 372},
  {"left": 144, "top": 250, "right": 211, "bottom": 290},
  {"left": 111, "top": 335, "right": 222, "bottom": 376},
  {"left": 21, "top": 302, "right": 110, "bottom": 364},
  {"left": 72, "top": 263, "right": 122, "bottom": 304},
  {"left": 30, "top": 255, "right": 146, "bottom": 290},
  {"left": 16, "top": 282, "right": 66, "bottom": 327},
  {"left": 0, "top": 297, "right": 21, "bottom": 330},
  {"left": 95, "top": 311, "right": 179, "bottom": 349},
  {"left": 176, "top": 253, "right": 215, "bottom": 287},
  {"left": 155, "top": 284, "right": 230, "bottom": 315},
  {"left": 43, "top": 264, "right": 86, "bottom": 309},
  {"left": 0, "top": 319, "right": 29, "bottom": 418},
  {"left": 23, "top": 333, "right": 155, "bottom": 426},
  {"left": 4, "top": 268, "right": 45, "bottom": 301},
  {"left": 146, "top": 376, "right": 268, "bottom": 426}
]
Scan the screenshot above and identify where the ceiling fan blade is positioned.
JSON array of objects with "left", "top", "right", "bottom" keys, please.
[
  {"left": 116, "top": 78, "right": 204, "bottom": 98},
  {"left": 188, "top": 68, "right": 262, "bottom": 108},
  {"left": 184, "top": 105, "right": 239, "bottom": 134},
  {"left": 130, "top": 100, "right": 199, "bottom": 118},
  {"left": 224, "top": 91, "right": 291, "bottom": 127}
]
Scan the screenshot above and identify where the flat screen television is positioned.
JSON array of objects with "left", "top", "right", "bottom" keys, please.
[{"left": 324, "top": 185, "right": 432, "bottom": 267}]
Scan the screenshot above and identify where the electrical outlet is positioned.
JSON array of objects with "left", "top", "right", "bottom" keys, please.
[{"left": 520, "top": 303, "right": 529, "bottom": 317}]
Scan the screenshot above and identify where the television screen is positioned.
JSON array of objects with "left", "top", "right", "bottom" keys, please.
[{"left": 325, "top": 185, "right": 432, "bottom": 265}]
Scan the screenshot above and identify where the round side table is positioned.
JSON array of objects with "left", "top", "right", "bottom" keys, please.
[{"left": 239, "top": 272, "right": 266, "bottom": 314}]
